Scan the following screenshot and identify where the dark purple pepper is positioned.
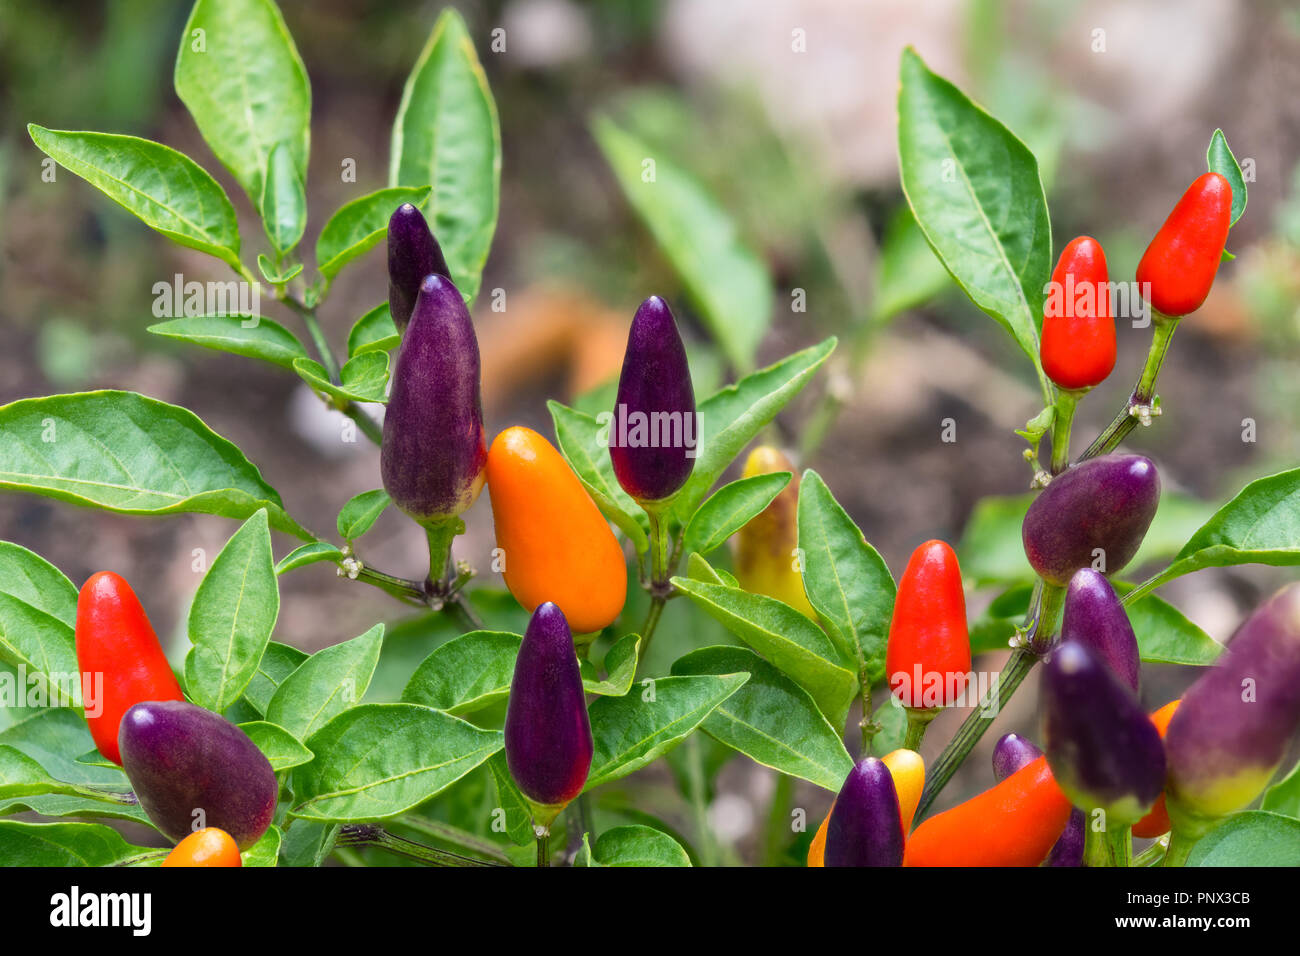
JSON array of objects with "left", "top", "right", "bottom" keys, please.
[
  {"left": 504, "top": 602, "right": 593, "bottom": 819},
  {"left": 118, "top": 700, "right": 277, "bottom": 849},
  {"left": 1166, "top": 582, "right": 1300, "bottom": 836},
  {"left": 1042, "top": 641, "right": 1166, "bottom": 825},
  {"left": 992, "top": 731, "right": 1082, "bottom": 866},
  {"left": 825, "top": 757, "right": 904, "bottom": 867},
  {"left": 992, "top": 733, "right": 1043, "bottom": 781},
  {"left": 1022, "top": 454, "right": 1160, "bottom": 586},
  {"left": 609, "top": 296, "right": 697, "bottom": 502},
  {"left": 380, "top": 274, "right": 487, "bottom": 524},
  {"left": 387, "top": 202, "right": 450, "bottom": 334},
  {"left": 1061, "top": 569, "right": 1140, "bottom": 691}
]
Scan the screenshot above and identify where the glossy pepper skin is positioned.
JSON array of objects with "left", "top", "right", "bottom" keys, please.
[
  {"left": 992, "top": 733, "right": 1084, "bottom": 867},
  {"left": 1060, "top": 569, "right": 1140, "bottom": 691},
  {"left": 1166, "top": 583, "right": 1300, "bottom": 837},
  {"left": 886, "top": 540, "right": 971, "bottom": 709},
  {"left": 486, "top": 427, "right": 627, "bottom": 634},
  {"left": 609, "top": 296, "right": 696, "bottom": 502},
  {"left": 1022, "top": 454, "right": 1160, "bottom": 586},
  {"left": 161, "top": 827, "right": 242, "bottom": 867},
  {"left": 824, "top": 757, "right": 904, "bottom": 867},
  {"left": 504, "top": 603, "right": 593, "bottom": 818},
  {"left": 1042, "top": 641, "right": 1166, "bottom": 825},
  {"left": 732, "top": 447, "right": 816, "bottom": 619},
  {"left": 75, "top": 572, "right": 185, "bottom": 765},
  {"left": 387, "top": 202, "right": 451, "bottom": 334},
  {"left": 904, "top": 756, "right": 1071, "bottom": 867},
  {"left": 380, "top": 274, "right": 487, "bottom": 524},
  {"left": 1132, "top": 700, "right": 1181, "bottom": 838},
  {"left": 1135, "top": 173, "right": 1233, "bottom": 318},
  {"left": 119, "top": 701, "right": 277, "bottom": 849},
  {"left": 808, "top": 749, "right": 923, "bottom": 867},
  {"left": 1041, "top": 236, "right": 1115, "bottom": 390}
]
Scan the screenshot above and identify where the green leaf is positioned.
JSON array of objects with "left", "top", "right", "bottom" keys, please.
[
  {"left": 797, "top": 470, "right": 896, "bottom": 682},
  {"left": 238, "top": 721, "right": 313, "bottom": 771},
  {"left": 0, "top": 745, "right": 84, "bottom": 800},
  {"left": 897, "top": 47, "right": 1050, "bottom": 375},
  {"left": 148, "top": 315, "right": 309, "bottom": 371},
  {"left": 293, "top": 352, "right": 390, "bottom": 405},
  {"left": 672, "top": 646, "right": 853, "bottom": 792},
  {"left": 685, "top": 550, "right": 731, "bottom": 587},
  {"left": 185, "top": 510, "right": 280, "bottom": 712},
  {"left": 347, "top": 304, "right": 401, "bottom": 358},
  {"left": 0, "top": 820, "right": 152, "bottom": 866},
  {"left": 486, "top": 752, "right": 534, "bottom": 846},
  {"left": 672, "top": 338, "right": 836, "bottom": 522},
  {"left": 683, "top": 472, "right": 790, "bottom": 556},
  {"left": 585, "top": 673, "right": 749, "bottom": 789},
  {"left": 1206, "top": 129, "right": 1247, "bottom": 227},
  {"left": 671, "top": 577, "right": 856, "bottom": 726},
  {"left": 267, "top": 624, "right": 383, "bottom": 741},
  {"left": 27, "top": 126, "right": 240, "bottom": 268},
  {"left": 337, "top": 489, "right": 391, "bottom": 541},
  {"left": 1262, "top": 757, "right": 1300, "bottom": 818},
  {"left": 590, "top": 824, "right": 691, "bottom": 866},
  {"left": 547, "top": 400, "right": 650, "bottom": 552},
  {"left": 390, "top": 8, "right": 500, "bottom": 305},
  {"left": 401, "top": 630, "right": 521, "bottom": 716},
  {"left": 174, "top": 0, "right": 310, "bottom": 206},
  {"left": 291, "top": 703, "right": 503, "bottom": 821},
  {"left": 241, "top": 640, "right": 309, "bottom": 715},
  {"left": 1187, "top": 811, "right": 1300, "bottom": 866},
  {"left": 242, "top": 825, "right": 281, "bottom": 866},
  {"left": 592, "top": 116, "right": 772, "bottom": 370},
  {"left": 260, "top": 141, "right": 306, "bottom": 255},
  {"left": 0, "top": 390, "right": 311, "bottom": 539},
  {"left": 873, "top": 205, "right": 953, "bottom": 322},
  {"left": 0, "top": 541, "right": 79, "bottom": 681},
  {"left": 582, "top": 633, "right": 641, "bottom": 698},
  {"left": 257, "top": 254, "right": 303, "bottom": 285},
  {"left": 317, "top": 186, "right": 431, "bottom": 280},
  {"left": 279, "top": 820, "right": 339, "bottom": 866},
  {"left": 274, "top": 542, "right": 344, "bottom": 576}
]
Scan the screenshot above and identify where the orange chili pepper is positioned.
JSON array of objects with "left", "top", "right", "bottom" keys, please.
[
  {"left": 1132, "top": 699, "right": 1181, "bottom": 838},
  {"left": 161, "top": 828, "right": 242, "bottom": 867}
]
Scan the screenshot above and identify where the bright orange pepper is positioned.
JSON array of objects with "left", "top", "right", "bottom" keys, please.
[
  {"left": 486, "top": 427, "right": 627, "bottom": 634},
  {"left": 807, "top": 749, "right": 924, "bottom": 866},
  {"left": 161, "top": 828, "right": 242, "bottom": 867},
  {"left": 1132, "top": 699, "right": 1181, "bottom": 838},
  {"left": 903, "top": 756, "right": 1071, "bottom": 867}
]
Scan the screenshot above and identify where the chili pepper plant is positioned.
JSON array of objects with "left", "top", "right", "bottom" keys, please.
[{"left": 2, "top": 2, "right": 1297, "bottom": 869}]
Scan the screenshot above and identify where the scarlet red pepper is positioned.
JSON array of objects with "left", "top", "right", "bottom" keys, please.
[
  {"left": 1135, "top": 172, "right": 1232, "bottom": 317},
  {"left": 1040, "top": 236, "right": 1115, "bottom": 391},
  {"left": 886, "top": 540, "right": 970, "bottom": 709},
  {"left": 161, "top": 827, "right": 242, "bottom": 867},
  {"left": 75, "top": 571, "right": 185, "bottom": 765},
  {"left": 903, "top": 756, "right": 1072, "bottom": 867}
]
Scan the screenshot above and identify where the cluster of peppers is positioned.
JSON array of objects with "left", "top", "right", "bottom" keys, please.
[
  {"left": 72, "top": 173, "right": 1289, "bottom": 868},
  {"left": 800, "top": 170, "right": 1300, "bottom": 867}
]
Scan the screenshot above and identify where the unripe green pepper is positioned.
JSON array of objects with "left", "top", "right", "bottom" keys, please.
[{"left": 1165, "top": 583, "right": 1300, "bottom": 837}]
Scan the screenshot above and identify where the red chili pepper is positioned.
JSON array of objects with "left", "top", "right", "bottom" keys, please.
[
  {"left": 1135, "top": 172, "right": 1232, "bottom": 317},
  {"left": 886, "top": 540, "right": 970, "bottom": 708},
  {"left": 1040, "top": 236, "right": 1114, "bottom": 390},
  {"left": 75, "top": 571, "right": 185, "bottom": 765}
]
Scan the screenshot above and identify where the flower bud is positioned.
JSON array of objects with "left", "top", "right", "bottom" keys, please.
[
  {"left": 504, "top": 602, "right": 593, "bottom": 821},
  {"left": 609, "top": 296, "right": 696, "bottom": 503},
  {"left": 1166, "top": 583, "right": 1300, "bottom": 836},
  {"left": 1022, "top": 454, "right": 1159, "bottom": 586},
  {"left": 1042, "top": 641, "right": 1166, "bottom": 825},
  {"left": 387, "top": 202, "right": 450, "bottom": 334},
  {"left": 824, "top": 757, "right": 904, "bottom": 867},
  {"left": 380, "top": 274, "right": 487, "bottom": 524},
  {"left": 1061, "top": 568, "right": 1140, "bottom": 691}
]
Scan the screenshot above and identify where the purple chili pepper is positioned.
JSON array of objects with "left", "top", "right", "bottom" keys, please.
[
  {"left": 1061, "top": 568, "right": 1141, "bottom": 691},
  {"left": 387, "top": 202, "right": 451, "bottom": 334},
  {"left": 825, "top": 757, "right": 904, "bottom": 867}
]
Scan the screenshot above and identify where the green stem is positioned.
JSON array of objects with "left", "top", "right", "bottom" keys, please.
[
  {"left": 858, "top": 678, "right": 877, "bottom": 757},
  {"left": 903, "top": 707, "right": 937, "bottom": 751},
  {"left": 1131, "top": 839, "right": 1168, "bottom": 867},
  {"left": 1084, "top": 821, "right": 1114, "bottom": 867},
  {"left": 1161, "top": 829, "right": 1196, "bottom": 867},
  {"left": 1050, "top": 390, "right": 1079, "bottom": 474},
  {"left": 1080, "top": 313, "right": 1179, "bottom": 461},
  {"left": 638, "top": 505, "right": 675, "bottom": 665},
  {"left": 536, "top": 828, "right": 550, "bottom": 868},
  {"left": 686, "top": 735, "right": 718, "bottom": 867},
  {"left": 915, "top": 647, "right": 1037, "bottom": 818},
  {"left": 423, "top": 519, "right": 463, "bottom": 591},
  {"left": 337, "top": 824, "right": 502, "bottom": 866},
  {"left": 1029, "top": 582, "right": 1066, "bottom": 655},
  {"left": 393, "top": 817, "right": 511, "bottom": 864},
  {"left": 1108, "top": 824, "right": 1133, "bottom": 867}
]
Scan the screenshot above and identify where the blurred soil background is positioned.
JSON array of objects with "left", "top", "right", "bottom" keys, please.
[{"left": 3, "top": 0, "right": 1300, "bottom": 862}]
